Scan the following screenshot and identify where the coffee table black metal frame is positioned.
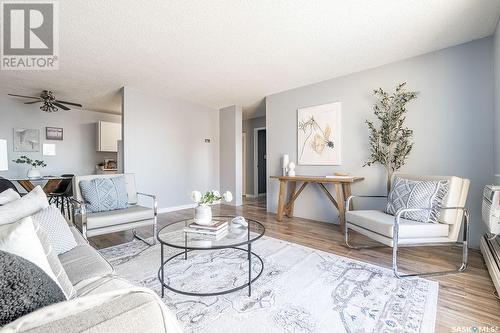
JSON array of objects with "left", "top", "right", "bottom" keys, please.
[{"left": 157, "top": 216, "right": 265, "bottom": 297}]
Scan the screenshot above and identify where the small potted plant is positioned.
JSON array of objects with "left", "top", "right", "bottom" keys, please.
[
  {"left": 12, "top": 155, "right": 47, "bottom": 179},
  {"left": 190, "top": 190, "right": 233, "bottom": 225}
]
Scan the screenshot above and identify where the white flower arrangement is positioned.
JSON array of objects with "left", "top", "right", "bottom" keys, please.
[{"left": 191, "top": 190, "right": 233, "bottom": 205}]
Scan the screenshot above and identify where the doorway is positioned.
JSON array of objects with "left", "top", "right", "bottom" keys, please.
[{"left": 253, "top": 127, "right": 266, "bottom": 196}]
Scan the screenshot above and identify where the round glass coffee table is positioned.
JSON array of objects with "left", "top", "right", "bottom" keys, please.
[{"left": 157, "top": 215, "right": 265, "bottom": 297}]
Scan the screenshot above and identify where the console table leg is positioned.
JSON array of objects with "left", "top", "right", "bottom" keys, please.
[
  {"left": 335, "top": 184, "right": 346, "bottom": 233},
  {"left": 276, "top": 180, "right": 286, "bottom": 221},
  {"left": 248, "top": 243, "right": 252, "bottom": 297},
  {"left": 161, "top": 243, "right": 164, "bottom": 297}
]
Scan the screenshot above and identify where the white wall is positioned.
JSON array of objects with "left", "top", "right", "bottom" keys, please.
[
  {"left": 242, "top": 116, "right": 266, "bottom": 195},
  {"left": 266, "top": 37, "right": 493, "bottom": 248},
  {"left": 0, "top": 96, "right": 120, "bottom": 179},
  {"left": 122, "top": 87, "right": 219, "bottom": 211},
  {"left": 219, "top": 105, "right": 243, "bottom": 206}
]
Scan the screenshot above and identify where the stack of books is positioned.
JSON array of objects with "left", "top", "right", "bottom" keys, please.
[{"left": 183, "top": 220, "right": 228, "bottom": 240}]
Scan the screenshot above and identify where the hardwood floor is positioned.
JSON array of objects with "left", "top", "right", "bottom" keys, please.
[{"left": 90, "top": 202, "right": 500, "bottom": 333}]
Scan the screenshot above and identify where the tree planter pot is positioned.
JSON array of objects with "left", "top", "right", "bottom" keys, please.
[{"left": 194, "top": 205, "right": 213, "bottom": 226}]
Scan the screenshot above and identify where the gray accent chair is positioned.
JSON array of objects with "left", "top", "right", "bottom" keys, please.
[
  {"left": 344, "top": 173, "right": 470, "bottom": 278},
  {"left": 72, "top": 174, "right": 157, "bottom": 245}
]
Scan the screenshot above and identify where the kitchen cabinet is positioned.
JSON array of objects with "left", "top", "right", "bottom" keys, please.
[{"left": 97, "top": 121, "right": 121, "bottom": 152}]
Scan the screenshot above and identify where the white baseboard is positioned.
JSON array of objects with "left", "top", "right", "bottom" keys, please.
[
  {"left": 245, "top": 194, "right": 257, "bottom": 198},
  {"left": 257, "top": 193, "right": 266, "bottom": 197},
  {"left": 158, "top": 203, "right": 197, "bottom": 214}
]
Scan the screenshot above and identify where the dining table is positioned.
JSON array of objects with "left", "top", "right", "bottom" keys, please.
[{"left": 10, "top": 176, "right": 73, "bottom": 195}]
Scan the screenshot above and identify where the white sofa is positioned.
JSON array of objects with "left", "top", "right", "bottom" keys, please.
[{"left": 4, "top": 226, "right": 181, "bottom": 332}]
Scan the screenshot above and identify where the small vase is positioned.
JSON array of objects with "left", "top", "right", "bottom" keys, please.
[
  {"left": 27, "top": 168, "right": 41, "bottom": 179},
  {"left": 194, "top": 205, "right": 213, "bottom": 225}
]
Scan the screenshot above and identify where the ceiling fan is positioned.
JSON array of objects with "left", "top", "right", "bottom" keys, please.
[{"left": 8, "top": 90, "right": 83, "bottom": 112}]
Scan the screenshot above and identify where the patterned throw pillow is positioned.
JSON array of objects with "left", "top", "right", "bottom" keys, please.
[
  {"left": 32, "top": 205, "right": 77, "bottom": 255},
  {"left": 32, "top": 220, "right": 77, "bottom": 299},
  {"left": 385, "top": 177, "right": 448, "bottom": 223},
  {"left": 0, "top": 250, "right": 65, "bottom": 326},
  {"left": 79, "top": 176, "right": 128, "bottom": 213}
]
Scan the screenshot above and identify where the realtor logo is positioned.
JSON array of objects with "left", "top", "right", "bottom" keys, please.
[{"left": 1, "top": 1, "right": 59, "bottom": 70}]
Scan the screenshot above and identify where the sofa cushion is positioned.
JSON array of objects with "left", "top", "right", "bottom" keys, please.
[
  {"left": 34, "top": 221, "right": 77, "bottom": 299},
  {"left": 0, "top": 186, "right": 48, "bottom": 226},
  {"left": 2, "top": 288, "right": 183, "bottom": 333},
  {"left": 385, "top": 177, "right": 448, "bottom": 223},
  {"left": 0, "top": 188, "right": 20, "bottom": 205},
  {"left": 76, "top": 275, "right": 137, "bottom": 296},
  {"left": 32, "top": 205, "right": 77, "bottom": 255},
  {"left": 58, "top": 242, "right": 114, "bottom": 286},
  {"left": 79, "top": 176, "right": 128, "bottom": 213},
  {"left": 346, "top": 210, "right": 449, "bottom": 239},
  {"left": 86, "top": 205, "right": 154, "bottom": 230},
  {"left": 0, "top": 250, "right": 66, "bottom": 326},
  {"left": 0, "top": 217, "right": 62, "bottom": 289},
  {"left": 69, "top": 227, "right": 88, "bottom": 246}
]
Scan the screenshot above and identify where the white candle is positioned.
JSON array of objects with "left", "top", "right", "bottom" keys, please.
[{"left": 282, "top": 154, "right": 289, "bottom": 168}]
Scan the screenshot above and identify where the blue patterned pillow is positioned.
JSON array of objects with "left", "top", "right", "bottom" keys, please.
[
  {"left": 385, "top": 177, "right": 448, "bottom": 223},
  {"left": 79, "top": 176, "right": 128, "bottom": 213}
]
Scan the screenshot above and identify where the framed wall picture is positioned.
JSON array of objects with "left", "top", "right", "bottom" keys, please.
[
  {"left": 46, "top": 127, "right": 63, "bottom": 140},
  {"left": 13, "top": 128, "right": 40, "bottom": 152},
  {"left": 297, "top": 102, "right": 342, "bottom": 165}
]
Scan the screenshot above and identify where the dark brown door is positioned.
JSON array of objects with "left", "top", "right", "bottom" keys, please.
[{"left": 257, "top": 129, "right": 266, "bottom": 193}]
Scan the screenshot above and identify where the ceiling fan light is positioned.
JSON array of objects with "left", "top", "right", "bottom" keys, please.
[{"left": 40, "top": 102, "right": 58, "bottom": 113}]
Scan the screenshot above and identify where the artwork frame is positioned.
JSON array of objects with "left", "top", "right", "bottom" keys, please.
[
  {"left": 46, "top": 127, "right": 63, "bottom": 140},
  {"left": 13, "top": 128, "right": 40, "bottom": 152},
  {"left": 297, "top": 102, "right": 342, "bottom": 165}
]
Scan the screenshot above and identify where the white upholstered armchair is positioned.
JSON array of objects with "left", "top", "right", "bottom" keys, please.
[
  {"left": 345, "top": 174, "right": 470, "bottom": 278},
  {"left": 71, "top": 174, "right": 157, "bottom": 245}
]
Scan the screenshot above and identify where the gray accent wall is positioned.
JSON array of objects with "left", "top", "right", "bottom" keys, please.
[
  {"left": 266, "top": 37, "right": 493, "bottom": 248},
  {"left": 122, "top": 87, "right": 220, "bottom": 210},
  {"left": 494, "top": 21, "right": 500, "bottom": 184},
  {"left": 243, "top": 116, "right": 266, "bottom": 195},
  {"left": 0, "top": 96, "right": 120, "bottom": 179}
]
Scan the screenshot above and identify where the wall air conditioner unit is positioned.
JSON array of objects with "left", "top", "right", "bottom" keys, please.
[{"left": 480, "top": 185, "right": 500, "bottom": 296}]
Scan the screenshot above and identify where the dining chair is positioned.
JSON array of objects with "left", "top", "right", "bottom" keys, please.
[
  {"left": 49, "top": 174, "right": 74, "bottom": 219},
  {"left": 0, "top": 177, "right": 20, "bottom": 195}
]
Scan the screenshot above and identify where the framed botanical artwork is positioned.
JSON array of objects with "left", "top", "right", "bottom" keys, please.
[
  {"left": 13, "top": 128, "right": 40, "bottom": 152},
  {"left": 46, "top": 127, "right": 63, "bottom": 140},
  {"left": 297, "top": 102, "right": 342, "bottom": 165}
]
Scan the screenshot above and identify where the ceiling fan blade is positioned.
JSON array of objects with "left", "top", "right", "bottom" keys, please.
[
  {"left": 8, "top": 93, "right": 40, "bottom": 99},
  {"left": 24, "top": 100, "right": 41, "bottom": 104},
  {"left": 55, "top": 100, "right": 82, "bottom": 107},
  {"left": 52, "top": 102, "right": 71, "bottom": 110}
]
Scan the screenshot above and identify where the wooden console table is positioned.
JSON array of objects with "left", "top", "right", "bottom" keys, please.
[{"left": 270, "top": 175, "right": 364, "bottom": 231}]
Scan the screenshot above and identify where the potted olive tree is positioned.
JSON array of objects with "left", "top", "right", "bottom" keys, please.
[{"left": 364, "top": 82, "right": 418, "bottom": 193}]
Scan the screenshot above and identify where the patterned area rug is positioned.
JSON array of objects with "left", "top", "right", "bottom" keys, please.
[{"left": 99, "top": 236, "right": 438, "bottom": 333}]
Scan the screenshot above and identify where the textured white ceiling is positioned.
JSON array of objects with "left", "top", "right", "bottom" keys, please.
[{"left": 0, "top": 0, "right": 499, "bottom": 118}]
